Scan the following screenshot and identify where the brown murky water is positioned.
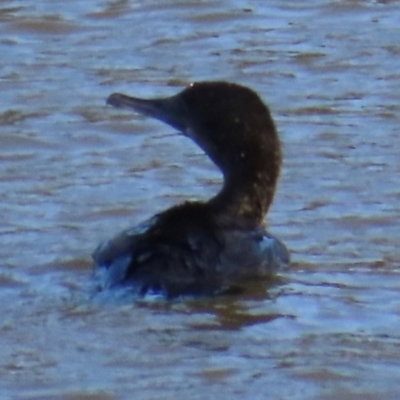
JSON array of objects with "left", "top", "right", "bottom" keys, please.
[{"left": 1, "top": 1, "right": 400, "bottom": 399}]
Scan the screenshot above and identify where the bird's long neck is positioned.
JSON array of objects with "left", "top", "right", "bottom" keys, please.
[{"left": 208, "top": 142, "right": 281, "bottom": 229}]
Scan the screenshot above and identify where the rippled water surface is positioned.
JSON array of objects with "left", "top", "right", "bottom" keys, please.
[{"left": 1, "top": 0, "right": 400, "bottom": 399}]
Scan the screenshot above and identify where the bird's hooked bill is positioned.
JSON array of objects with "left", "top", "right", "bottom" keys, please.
[{"left": 106, "top": 92, "right": 188, "bottom": 133}]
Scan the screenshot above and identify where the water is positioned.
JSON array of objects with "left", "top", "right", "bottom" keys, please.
[{"left": 1, "top": 0, "right": 400, "bottom": 399}]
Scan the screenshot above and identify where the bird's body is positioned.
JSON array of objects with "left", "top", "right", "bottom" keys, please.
[{"left": 93, "top": 82, "right": 289, "bottom": 298}]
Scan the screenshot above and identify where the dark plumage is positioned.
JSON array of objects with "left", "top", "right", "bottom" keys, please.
[{"left": 93, "top": 82, "right": 289, "bottom": 298}]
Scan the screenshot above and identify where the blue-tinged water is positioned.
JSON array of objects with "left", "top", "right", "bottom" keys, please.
[{"left": 1, "top": 1, "right": 399, "bottom": 399}]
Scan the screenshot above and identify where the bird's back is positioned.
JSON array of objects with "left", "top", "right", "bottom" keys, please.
[
  {"left": 93, "top": 203, "right": 223, "bottom": 297},
  {"left": 93, "top": 202, "right": 289, "bottom": 298}
]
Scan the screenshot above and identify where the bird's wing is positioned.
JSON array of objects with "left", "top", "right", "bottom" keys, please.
[{"left": 92, "top": 213, "right": 223, "bottom": 297}]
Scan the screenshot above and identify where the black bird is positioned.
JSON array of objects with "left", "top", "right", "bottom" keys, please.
[{"left": 93, "top": 81, "right": 289, "bottom": 298}]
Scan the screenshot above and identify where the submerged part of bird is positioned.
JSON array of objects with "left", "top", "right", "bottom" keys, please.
[{"left": 93, "top": 81, "right": 290, "bottom": 299}]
